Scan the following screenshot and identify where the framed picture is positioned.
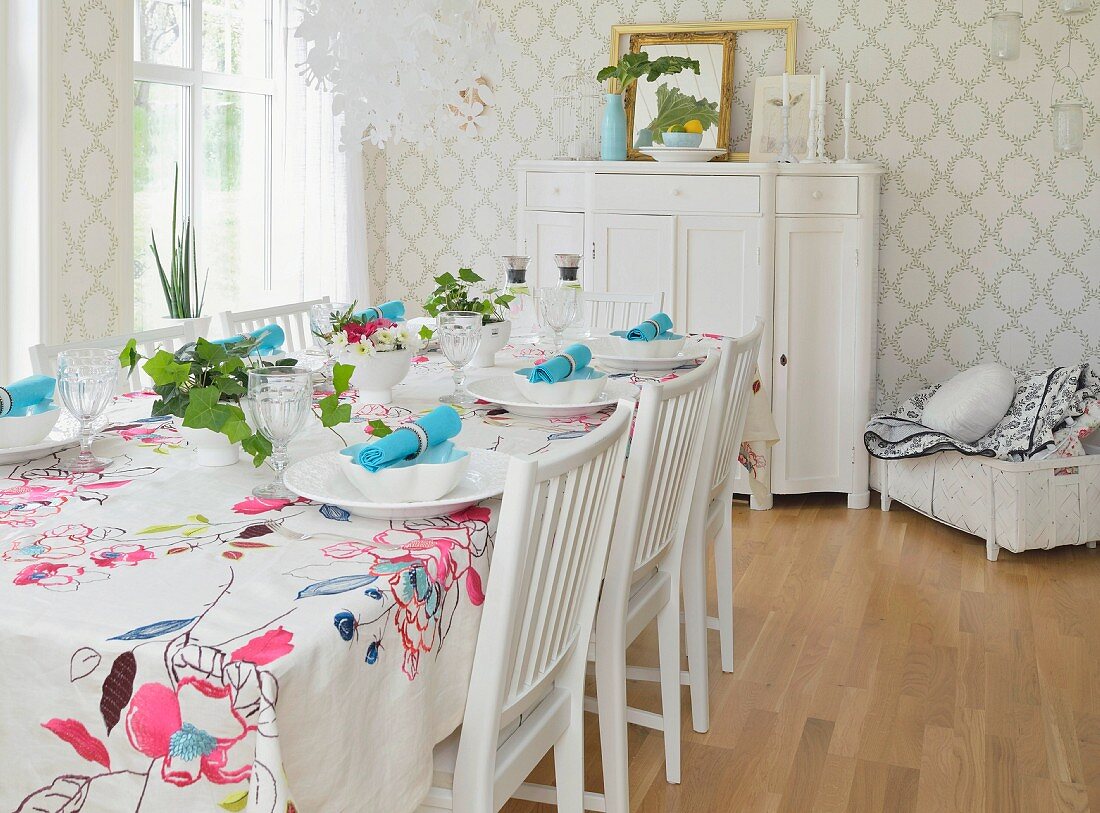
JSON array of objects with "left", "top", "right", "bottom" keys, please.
[
  {"left": 748, "top": 74, "right": 815, "bottom": 162},
  {"left": 609, "top": 20, "right": 797, "bottom": 161}
]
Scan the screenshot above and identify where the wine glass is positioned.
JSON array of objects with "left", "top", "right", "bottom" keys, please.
[
  {"left": 247, "top": 367, "right": 314, "bottom": 499},
  {"left": 56, "top": 348, "right": 118, "bottom": 473},
  {"left": 538, "top": 286, "right": 580, "bottom": 354},
  {"left": 436, "top": 311, "right": 483, "bottom": 405}
]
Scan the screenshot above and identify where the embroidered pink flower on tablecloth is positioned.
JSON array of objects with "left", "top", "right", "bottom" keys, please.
[
  {"left": 13, "top": 562, "right": 84, "bottom": 589},
  {"left": 90, "top": 544, "right": 155, "bottom": 568},
  {"left": 231, "top": 497, "right": 293, "bottom": 515},
  {"left": 125, "top": 677, "right": 253, "bottom": 787}
]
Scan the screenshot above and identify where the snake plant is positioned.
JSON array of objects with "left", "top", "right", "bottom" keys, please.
[{"left": 151, "top": 164, "right": 208, "bottom": 319}]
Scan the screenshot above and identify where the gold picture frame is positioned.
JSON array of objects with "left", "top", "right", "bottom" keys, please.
[{"left": 610, "top": 20, "right": 798, "bottom": 162}]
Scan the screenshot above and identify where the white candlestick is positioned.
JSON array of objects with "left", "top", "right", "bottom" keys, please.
[
  {"left": 844, "top": 81, "right": 852, "bottom": 121},
  {"left": 782, "top": 72, "right": 789, "bottom": 108},
  {"left": 817, "top": 67, "right": 830, "bottom": 162},
  {"left": 839, "top": 81, "right": 855, "bottom": 163},
  {"left": 804, "top": 75, "right": 820, "bottom": 163}
]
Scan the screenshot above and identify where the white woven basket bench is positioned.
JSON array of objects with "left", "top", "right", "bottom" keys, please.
[{"left": 879, "top": 452, "right": 1100, "bottom": 561}]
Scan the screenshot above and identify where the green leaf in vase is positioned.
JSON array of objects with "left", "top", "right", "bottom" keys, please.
[
  {"left": 331, "top": 362, "right": 354, "bottom": 397},
  {"left": 318, "top": 394, "right": 352, "bottom": 428},
  {"left": 646, "top": 84, "right": 719, "bottom": 145}
]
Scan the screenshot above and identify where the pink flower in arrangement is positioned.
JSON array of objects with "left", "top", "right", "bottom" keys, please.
[
  {"left": 90, "top": 543, "right": 155, "bottom": 569},
  {"left": 13, "top": 562, "right": 84, "bottom": 589},
  {"left": 342, "top": 317, "right": 395, "bottom": 345},
  {"left": 125, "top": 678, "right": 253, "bottom": 787},
  {"left": 231, "top": 497, "right": 293, "bottom": 516}
]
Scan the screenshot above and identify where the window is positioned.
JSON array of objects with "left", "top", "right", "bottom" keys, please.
[{"left": 132, "top": 0, "right": 280, "bottom": 329}]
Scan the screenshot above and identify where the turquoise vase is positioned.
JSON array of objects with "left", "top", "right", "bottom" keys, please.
[{"left": 601, "top": 93, "right": 627, "bottom": 161}]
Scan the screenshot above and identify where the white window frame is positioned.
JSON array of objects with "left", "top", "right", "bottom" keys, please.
[{"left": 132, "top": 0, "right": 284, "bottom": 294}]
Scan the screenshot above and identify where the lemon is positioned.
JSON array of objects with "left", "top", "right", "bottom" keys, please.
[
  {"left": 684, "top": 119, "right": 704, "bottom": 134},
  {"left": 667, "top": 124, "right": 686, "bottom": 133}
]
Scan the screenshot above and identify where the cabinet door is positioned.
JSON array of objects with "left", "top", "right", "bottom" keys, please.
[
  {"left": 675, "top": 216, "right": 761, "bottom": 339},
  {"left": 591, "top": 213, "right": 675, "bottom": 297},
  {"left": 520, "top": 210, "right": 585, "bottom": 290},
  {"left": 771, "top": 217, "right": 858, "bottom": 495}
]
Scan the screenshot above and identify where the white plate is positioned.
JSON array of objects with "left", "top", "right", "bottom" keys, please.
[
  {"left": 284, "top": 448, "right": 509, "bottom": 520},
  {"left": 467, "top": 375, "right": 636, "bottom": 418},
  {"left": 0, "top": 411, "right": 81, "bottom": 465},
  {"left": 638, "top": 147, "right": 725, "bottom": 163},
  {"left": 592, "top": 351, "right": 707, "bottom": 373}
]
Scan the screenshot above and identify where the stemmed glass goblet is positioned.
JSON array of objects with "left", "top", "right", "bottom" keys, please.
[
  {"left": 309, "top": 301, "right": 353, "bottom": 375},
  {"left": 246, "top": 367, "right": 314, "bottom": 500},
  {"left": 538, "top": 286, "right": 580, "bottom": 354},
  {"left": 436, "top": 311, "right": 483, "bottom": 405},
  {"left": 56, "top": 348, "right": 119, "bottom": 473}
]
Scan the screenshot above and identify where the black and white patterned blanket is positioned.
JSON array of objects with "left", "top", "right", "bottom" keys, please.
[{"left": 865, "top": 365, "right": 1099, "bottom": 461}]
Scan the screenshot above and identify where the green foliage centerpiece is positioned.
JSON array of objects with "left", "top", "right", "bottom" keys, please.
[
  {"left": 120, "top": 337, "right": 353, "bottom": 466},
  {"left": 422, "top": 268, "right": 514, "bottom": 328},
  {"left": 596, "top": 51, "right": 701, "bottom": 94}
]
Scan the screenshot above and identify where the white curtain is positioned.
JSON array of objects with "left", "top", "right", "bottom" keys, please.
[{"left": 273, "top": 1, "right": 370, "bottom": 306}]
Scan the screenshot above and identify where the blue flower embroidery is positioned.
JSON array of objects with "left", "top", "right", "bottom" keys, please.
[
  {"left": 333, "top": 610, "right": 356, "bottom": 641},
  {"left": 168, "top": 722, "right": 218, "bottom": 761}
]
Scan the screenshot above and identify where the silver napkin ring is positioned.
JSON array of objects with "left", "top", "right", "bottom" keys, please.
[
  {"left": 560, "top": 353, "right": 577, "bottom": 377},
  {"left": 645, "top": 319, "right": 661, "bottom": 334},
  {"left": 0, "top": 387, "right": 11, "bottom": 418},
  {"left": 398, "top": 423, "right": 429, "bottom": 458},
  {"left": 366, "top": 307, "right": 381, "bottom": 321}
]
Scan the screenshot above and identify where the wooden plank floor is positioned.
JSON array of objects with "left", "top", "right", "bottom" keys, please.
[{"left": 501, "top": 493, "right": 1100, "bottom": 812}]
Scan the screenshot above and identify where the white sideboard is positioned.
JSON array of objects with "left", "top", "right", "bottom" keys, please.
[{"left": 515, "top": 159, "right": 884, "bottom": 509}]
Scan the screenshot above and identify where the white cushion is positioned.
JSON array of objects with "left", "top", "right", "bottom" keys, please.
[{"left": 922, "top": 363, "right": 1016, "bottom": 443}]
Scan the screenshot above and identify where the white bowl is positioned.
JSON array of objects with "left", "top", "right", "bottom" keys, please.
[
  {"left": 0, "top": 405, "right": 61, "bottom": 449},
  {"left": 341, "top": 441, "right": 470, "bottom": 503},
  {"left": 513, "top": 367, "right": 607, "bottom": 405},
  {"left": 603, "top": 333, "right": 687, "bottom": 359},
  {"left": 339, "top": 346, "right": 413, "bottom": 405}
]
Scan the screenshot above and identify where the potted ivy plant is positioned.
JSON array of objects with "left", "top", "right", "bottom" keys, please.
[
  {"left": 423, "top": 268, "right": 515, "bottom": 368},
  {"left": 595, "top": 52, "right": 701, "bottom": 160},
  {"left": 120, "top": 337, "right": 354, "bottom": 466}
]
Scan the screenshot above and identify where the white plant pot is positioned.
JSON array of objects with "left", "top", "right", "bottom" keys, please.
[
  {"left": 341, "top": 347, "right": 413, "bottom": 404},
  {"left": 163, "top": 315, "right": 214, "bottom": 341},
  {"left": 178, "top": 425, "right": 240, "bottom": 467},
  {"left": 471, "top": 321, "right": 512, "bottom": 368}
]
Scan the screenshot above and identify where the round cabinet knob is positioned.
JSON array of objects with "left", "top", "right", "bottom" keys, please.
[
  {"left": 672, "top": 189, "right": 682, "bottom": 197},
  {"left": 811, "top": 190, "right": 823, "bottom": 200}
]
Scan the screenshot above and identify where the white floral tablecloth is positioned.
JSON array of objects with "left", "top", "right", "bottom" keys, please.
[{"left": 0, "top": 344, "right": 775, "bottom": 813}]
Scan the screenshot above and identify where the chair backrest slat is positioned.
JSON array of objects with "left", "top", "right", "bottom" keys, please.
[
  {"left": 607, "top": 353, "right": 719, "bottom": 584},
  {"left": 704, "top": 320, "right": 766, "bottom": 501},
  {"left": 216, "top": 298, "right": 330, "bottom": 354},
  {"left": 29, "top": 323, "right": 201, "bottom": 393},
  {"left": 583, "top": 291, "right": 664, "bottom": 334}
]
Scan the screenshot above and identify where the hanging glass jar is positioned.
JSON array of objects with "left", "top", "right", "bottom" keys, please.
[
  {"left": 1052, "top": 64, "right": 1086, "bottom": 154},
  {"left": 991, "top": 11, "right": 1022, "bottom": 61},
  {"left": 1060, "top": 0, "right": 1090, "bottom": 13}
]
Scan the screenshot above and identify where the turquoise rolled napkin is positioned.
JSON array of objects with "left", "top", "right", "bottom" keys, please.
[
  {"left": 354, "top": 300, "right": 405, "bottom": 323},
  {"left": 212, "top": 324, "right": 285, "bottom": 356},
  {"left": 341, "top": 405, "right": 462, "bottom": 473},
  {"left": 626, "top": 312, "right": 674, "bottom": 342},
  {"left": 0, "top": 375, "right": 56, "bottom": 418},
  {"left": 528, "top": 343, "right": 593, "bottom": 384}
]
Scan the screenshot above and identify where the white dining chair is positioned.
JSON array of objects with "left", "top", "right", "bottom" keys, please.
[
  {"left": 680, "top": 320, "right": 766, "bottom": 732},
  {"left": 215, "top": 298, "right": 329, "bottom": 355},
  {"left": 590, "top": 352, "right": 719, "bottom": 813},
  {"left": 29, "top": 323, "right": 202, "bottom": 393},
  {"left": 418, "top": 400, "right": 633, "bottom": 813},
  {"left": 583, "top": 291, "right": 664, "bottom": 334}
]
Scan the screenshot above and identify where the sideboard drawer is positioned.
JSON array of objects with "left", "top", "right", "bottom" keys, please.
[
  {"left": 525, "top": 172, "right": 584, "bottom": 210},
  {"left": 776, "top": 176, "right": 858, "bottom": 215},
  {"left": 594, "top": 174, "right": 760, "bottom": 215}
]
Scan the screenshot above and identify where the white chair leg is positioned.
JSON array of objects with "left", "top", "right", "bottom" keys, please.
[
  {"left": 553, "top": 685, "right": 586, "bottom": 813},
  {"left": 595, "top": 643, "right": 630, "bottom": 813},
  {"left": 681, "top": 524, "right": 710, "bottom": 733},
  {"left": 714, "top": 505, "right": 736, "bottom": 673},
  {"left": 657, "top": 594, "right": 682, "bottom": 784}
]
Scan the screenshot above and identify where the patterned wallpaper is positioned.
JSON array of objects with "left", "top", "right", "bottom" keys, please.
[
  {"left": 369, "top": 0, "right": 1100, "bottom": 406},
  {"left": 53, "top": 0, "right": 129, "bottom": 342}
]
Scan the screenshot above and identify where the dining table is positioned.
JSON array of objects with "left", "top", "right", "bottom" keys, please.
[{"left": 0, "top": 340, "right": 776, "bottom": 813}]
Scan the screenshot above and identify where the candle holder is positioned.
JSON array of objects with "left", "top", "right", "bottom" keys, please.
[
  {"left": 837, "top": 114, "right": 855, "bottom": 163},
  {"left": 816, "top": 94, "right": 832, "bottom": 163},
  {"left": 775, "top": 102, "right": 799, "bottom": 164},
  {"left": 803, "top": 78, "right": 821, "bottom": 164}
]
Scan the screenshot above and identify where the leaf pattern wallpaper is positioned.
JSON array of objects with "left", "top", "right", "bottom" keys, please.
[{"left": 368, "top": 1, "right": 1100, "bottom": 406}]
